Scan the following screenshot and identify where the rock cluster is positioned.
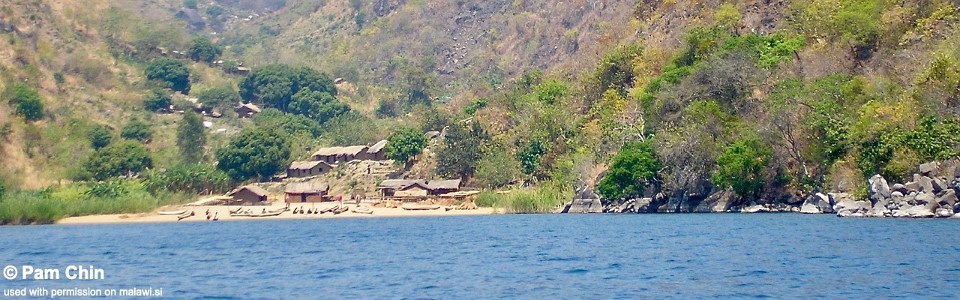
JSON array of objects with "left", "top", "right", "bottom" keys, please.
[{"left": 830, "top": 161, "right": 960, "bottom": 218}]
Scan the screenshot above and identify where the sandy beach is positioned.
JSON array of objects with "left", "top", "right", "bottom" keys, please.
[{"left": 56, "top": 202, "right": 499, "bottom": 225}]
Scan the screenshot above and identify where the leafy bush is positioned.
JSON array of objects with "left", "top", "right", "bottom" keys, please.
[
  {"left": 320, "top": 111, "right": 380, "bottom": 146},
  {"left": 145, "top": 58, "right": 191, "bottom": 93},
  {"left": 474, "top": 150, "right": 521, "bottom": 189},
  {"left": 253, "top": 109, "right": 323, "bottom": 138},
  {"left": 289, "top": 88, "right": 350, "bottom": 124},
  {"left": 4, "top": 83, "right": 44, "bottom": 121},
  {"left": 120, "top": 118, "right": 153, "bottom": 142},
  {"left": 87, "top": 125, "right": 113, "bottom": 150},
  {"left": 196, "top": 85, "right": 239, "bottom": 110},
  {"left": 143, "top": 88, "right": 173, "bottom": 112},
  {"left": 712, "top": 137, "right": 771, "bottom": 200},
  {"left": 597, "top": 141, "right": 660, "bottom": 204}
]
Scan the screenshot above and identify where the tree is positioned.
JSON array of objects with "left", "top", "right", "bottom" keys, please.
[
  {"left": 712, "top": 137, "right": 771, "bottom": 201},
  {"left": 597, "top": 141, "right": 660, "bottom": 204},
  {"left": 385, "top": 127, "right": 427, "bottom": 166},
  {"left": 196, "top": 86, "right": 239, "bottom": 111},
  {"left": 145, "top": 58, "right": 191, "bottom": 93},
  {"left": 436, "top": 121, "right": 489, "bottom": 179},
  {"left": 189, "top": 37, "right": 222, "bottom": 63},
  {"left": 252, "top": 109, "right": 323, "bottom": 138},
  {"left": 143, "top": 88, "right": 172, "bottom": 112},
  {"left": 238, "top": 64, "right": 337, "bottom": 111},
  {"left": 87, "top": 125, "right": 113, "bottom": 150},
  {"left": 474, "top": 150, "right": 521, "bottom": 188},
  {"left": 120, "top": 118, "right": 153, "bottom": 143},
  {"left": 177, "top": 112, "right": 206, "bottom": 164},
  {"left": 5, "top": 83, "right": 44, "bottom": 121},
  {"left": 289, "top": 89, "right": 350, "bottom": 124},
  {"left": 83, "top": 140, "right": 153, "bottom": 181},
  {"left": 205, "top": 6, "right": 224, "bottom": 18},
  {"left": 216, "top": 128, "right": 291, "bottom": 181}
]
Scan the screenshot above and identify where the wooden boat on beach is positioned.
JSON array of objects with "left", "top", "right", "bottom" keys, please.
[
  {"left": 230, "top": 207, "right": 286, "bottom": 217},
  {"left": 401, "top": 204, "right": 441, "bottom": 211},
  {"left": 352, "top": 207, "right": 373, "bottom": 214},
  {"left": 158, "top": 209, "right": 187, "bottom": 216}
]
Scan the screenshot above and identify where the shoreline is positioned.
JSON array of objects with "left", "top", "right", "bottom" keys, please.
[{"left": 55, "top": 203, "right": 499, "bottom": 225}]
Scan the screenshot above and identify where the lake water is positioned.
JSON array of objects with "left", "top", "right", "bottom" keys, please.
[{"left": 1, "top": 214, "right": 958, "bottom": 298}]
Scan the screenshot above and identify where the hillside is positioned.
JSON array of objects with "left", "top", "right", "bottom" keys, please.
[{"left": 2, "top": 0, "right": 960, "bottom": 223}]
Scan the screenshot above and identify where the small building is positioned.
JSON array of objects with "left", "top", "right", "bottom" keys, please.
[
  {"left": 311, "top": 146, "right": 369, "bottom": 164},
  {"left": 395, "top": 181, "right": 430, "bottom": 197},
  {"left": 378, "top": 179, "right": 427, "bottom": 197},
  {"left": 235, "top": 103, "right": 261, "bottom": 118},
  {"left": 284, "top": 182, "right": 330, "bottom": 203},
  {"left": 363, "top": 140, "right": 388, "bottom": 161},
  {"left": 234, "top": 67, "right": 251, "bottom": 75},
  {"left": 427, "top": 179, "right": 462, "bottom": 195},
  {"left": 287, "top": 161, "right": 333, "bottom": 178},
  {"left": 229, "top": 185, "right": 269, "bottom": 205}
]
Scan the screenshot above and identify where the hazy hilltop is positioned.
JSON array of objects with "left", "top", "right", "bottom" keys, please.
[{"left": 2, "top": 0, "right": 960, "bottom": 222}]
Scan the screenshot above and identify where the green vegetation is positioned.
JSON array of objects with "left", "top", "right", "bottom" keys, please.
[
  {"left": 87, "top": 125, "right": 113, "bottom": 150},
  {"left": 4, "top": 83, "right": 44, "bottom": 121},
  {"left": 475, "top": 185, "right": 569, "bottom": 213},
  {"left": 435, "top": 121, "right": 489, "bottom": 179},
  {"left": 177, "top": 112, "right": 206, "bottom": 164},
  {"left": 82, "top": 141, "right": 154, "bottom": 181},
  {"left": 597, "top": 141, "right": 660, "bottom": 204},
  {"left": 145, "top": 58, "right": 191, "bottom": 93},
  {"left": 238, "top": 64, "right": 337, "bottom": 112},
  {"left": 0, "top": 182, "right": 190, "bottom": 225},
  {"left": 143, "top": 164, "right": 232, "bottom": 195},
  {"left": 189, "top": 37, "right": 222, "bottom": 63},
  {"left": 216, "top": 127, "right": 291, "bottom": 181},
  {"left": 712, "top": 137, "right": 771, "bottom": 200},
  {"left": 196, "top": 86, "right": 239, "bottom": 111},
  {"left": 120, "top": 118, "right": 153, "bottom": 143},
  {"left": 385, "top": 127, "right": 428, "bottom": 166},
  {"left": 143, "top": 89, "right": 173, "bottom": 112}
]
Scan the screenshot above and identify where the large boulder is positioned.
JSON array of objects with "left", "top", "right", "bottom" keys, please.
[
  {"left": 867, "top": 175, "right": 891, "bottom": 204},
  {"left": 904, "top": 181, "right": 921, "bottom": 193},
  {"left": 741, "top": 205, "right": 767, "bottom": 213},
  {"left": 918, "top": 176, "right": 935, "bottom": 194},
  {"left": 800, "top": 202, "right": 821, "bottom": 214},
  {"left": 815, "top": 193, "right": 834, "bottom": 213},
  {"left": 898, "top": 205, "right": 935, "bottom": 218},
  {"left": 935, "top": 208, "right": 954, "bottom": 218},
  {"left": 919, "top": 162, "right": 939, "bottom": 176},
  {"left": 931, "top": 177, "right": 948, "bottom": 193},
  {"left": 936, "top": 190, "right": 957, "bottom": 207},
  {"left": 694, "top": 190, "right": 736, "bottom": 213},
  {"left": 832, "top": 193, "right": 871, "bottom": 216},
  {"left": 564, "top": 198, "right": 603, "bottom": 213},
  {"left": 891, "top": 183, "right": 907, "bottom": 193}
]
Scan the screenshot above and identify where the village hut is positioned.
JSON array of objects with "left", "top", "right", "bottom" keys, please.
[
  {"left": 427, "top": 179, "right": 462, "bottom": 195},
  {"left": 284, "top": 182, "right": 330, "bottom": 203},
  {"left": 363, "top": 140, "right": 388, "bottom": 161},
  {"left": 235, "top": 103, "right": 261, "bottom": 118},
  {"left": 378, "top": 179, "right": 427, "bottom": 197},
  {"left": 311, "top": 145, "right": 369, "bottom": 164},
  {"left": 228, "top": 185, "right": 269, "bottom": 205},
  {"left": 287, "top": 161, "right": 333, "bottom": 178}
]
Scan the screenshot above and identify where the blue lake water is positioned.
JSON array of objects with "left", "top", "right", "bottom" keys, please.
[{"left": 1, "top": 214, "right": 958, "bottom": 299}]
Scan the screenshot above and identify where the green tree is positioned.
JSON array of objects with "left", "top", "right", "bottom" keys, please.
[
  {"left": 143, "top": 88, "right": 172, "bottom": 112},
  {"left": 436, "top": 121, "right": 489, "bottom": 179},
  {"left": 238, "top": 64, "right": 337, "bottom": 111},
  {"left": 177, "top": 112, "right": 206, "bottom": 164},
  {"left": 385, "top": 127, "right": 427, "bottom": 166},
  {"left": 216, "top": 128, "right": 291, "bottom": 181},
  {"left": 252, "top": 109, "right": 323, "bottom": 138},
  {"left": 87, "top": 125, "right": 113, "bottom": 150},
  {"left": 4, "top": 83, "right": 44, "bottom": 121},
  {"left": 474, "top": 150, "right": 521, "bottom": 188},
  {"left": 205, "top": 6, "right": 224, "bottom": 18},
  {"left": 289, "top": 89, "right": 350, "bottom": 124},
  {"left": 597, "top": 141, "right": 660, "bottom": 203},
  {"left": 183, "top": 0, "right": 197, "bottom": 9},
  {"left": 120, "top": 118, "right": 153, "bottom": 143},
  {"left": 145, "top": 58, "right": 191, "bottom": 93},
  {"left": 83, "top": 140, "right": 153, "bottom": 181},
  {"left": 189, "top": 37, "right": 222, "bottom": 63},
  {"left": 712, "top": 137, "right": 771, "bottom": 201},
  {"left": 196, "top": 85, "right": 239, "bottom": 111}
]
